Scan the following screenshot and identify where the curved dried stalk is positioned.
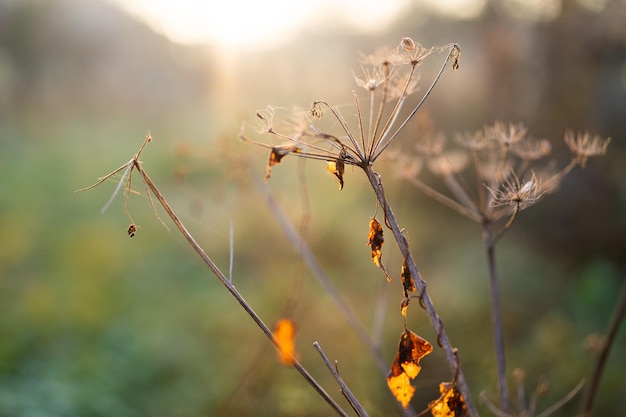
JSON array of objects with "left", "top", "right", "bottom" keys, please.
[
  {"left": 481, "top": 378, "right": 585, "bottom": 417},
  {"left": 79, "top": 137, "right": 350, "bottom": 417},
  {"left": 254, "top": 174, "right": 416, "bottom": 417},
  {"left": 252, "top": 174, "right": 389, "bottom": 375},
  {"left": 482, "top": 220, "right": 510, "bottom": 412},
  {"left": 580, "top": 279, "right": 626, "bottom": 414},
  {"left": 314, "top": 342, "right": 369, "bottom": 417},
  {"left": 363, "top": 166, "right": 478, "bottom": 417}
]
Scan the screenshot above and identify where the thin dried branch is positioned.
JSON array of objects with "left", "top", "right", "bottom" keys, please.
[
  {"left": 363, "top": 166, "right": 478, "bottom": 417},
  {"left": 580, "top": 279, "right": 626, "bottom": 414},
  {"left": 80, "top": 136, "right": 350, "bottom": 417},
  {"left": 314, "top": 342, "right": 369, "bottom": 417},
  {"left": 252, "top": 174, "right": 389, "bottom": 376},
  {"left": 536, "top": 379, "right": 585, "bottom": 417},
  {"left": 482, "top": 219, "right": 510, "bottom": 412}
]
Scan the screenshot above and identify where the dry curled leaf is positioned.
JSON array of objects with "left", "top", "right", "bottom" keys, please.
[
  {"left": 327, "top": 159, "right": 345, "bottom": 190},
  {"left": 401, "top": 258, "right": 416, "bottom": 293},
  {"left": 265, "top": 144, "right": 300, "bottom": 180},
  {"left": 388, "top": 371, "right": 415, "bottom": 409},
  {"left": 401, "top": 297, "right": 410, "bottom": 317},
  {"left": 400, "top": 259, "right": 416, "bottom": 315},
  {"left": 367, "top": 218, "right": 384, "bottom": 268},
  {"left": 387, "top": 329, "right": 433, "bottom": 408},
  {"left": 273, "top": 318, "right": 298, "bottom": 365},
  {"left": 430, "top": 382, "right": 467, "bottom": 417}
]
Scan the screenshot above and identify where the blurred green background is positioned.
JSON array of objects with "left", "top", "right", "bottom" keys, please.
[{"left": 0, "top": 0, "right": 624, "bottom": 416}]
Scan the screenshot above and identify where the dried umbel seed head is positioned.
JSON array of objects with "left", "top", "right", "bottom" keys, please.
[
  {"left": 387, "top": 150, "right": 423, "bottom": 180},
  {"left": 401, "top": 37, "right": 415, "bottom": 51},
  {"left": 309, "top": 101, "right": 323, "bottom": 119},
  {"left": 427, "top": 151, "right": 469, "bottom": 177},
  {"left": 353, "top": 66, "right": 387, "bottom": 91},
  {"left": 415, "top": 132, "right": 447, "bottom": 157},
  {"left": 564, "top": 130, "right": 611, "bottom": 168},
  {"left": 488, "top": 171, "right": 544, "bottom": 210},
  {"left": 512, "top": 138, "right": 552, "bottom": 161},
  {"left": 128, "top": 223, "right": 138, "bottom": 237},
  {"left": 486, "top": 122, "right": 528, "bottom": 148},
  {"left": 455, "top": 130, "right": 491, "bottom": 151}
]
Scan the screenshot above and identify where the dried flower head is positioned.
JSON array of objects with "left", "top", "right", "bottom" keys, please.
[
  {"left": 353, "top": 65, "right": 387, "bottom": 92},
  {"left": 512, "top": 138, "right": 552, "bottom": 161},
  {"left": 389, "top": 119, "right": 609, "bottom": 228},
  {"left": 565, "top": 130, "right": 611, "bottom": 168},
  {"left": 455, "top": 130, "right": 491, "bottom": 152},
  {"left": 487, "top": 171, "right": 544, "bottom": 210},
  {"left": 395, "top": 37, "right": 434, "bottom": 66},
  {"left": 400, "top": 37, "right": 415, "bottom": 51},
  {"left": 360, "top": 46, "right": 397, "bottom": 66},
  {"left": 386, "top": 149, "right": 423, "bottom": 180},
  {"left": 309, "top": 101, "right": 323, "bottom": 119},
  {"left": 415, "top": 132, "right": 447, "bottom": 157},
  {"left": 486, "top": 122, "right": 528, "bottom": 148},
  {"left": 242, "top": 37, "right": 461, "bottom": 187},
  {"left": 427, "top": 151, "right": 469, "bottom": 177}
]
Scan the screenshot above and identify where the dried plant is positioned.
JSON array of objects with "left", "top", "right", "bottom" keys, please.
[
  {"left": 241, "top": 37, "right": 478, "bottom": 415},
  {"left": 79, "top": 35, "right": 616, "bottom": 417},
  {"left": 78, "top": 133, "right": 355, "bottom": 417},
  {"left": 241, "top": 38, "right": 460, "bottom": 176},
  {"left": 387, "top": 120, "right": 610, "bottom": 413}
]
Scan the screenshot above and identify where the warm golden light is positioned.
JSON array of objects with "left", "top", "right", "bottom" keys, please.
[{"left": 106, "top": 0, "right": 410, "bottom": 50}]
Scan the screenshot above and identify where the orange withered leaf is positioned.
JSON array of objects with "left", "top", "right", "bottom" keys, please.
[
  {"left": 387, "top": 329, "right": 433, "bottom": 408},
  {"left": 430, "top": 382, "right": 467, "bottom": 417},
  {"left": 387, "top": 372, "right": 415, "bottom": 409},
  {"left": 327, "top": 158, "right": 345, "bottom": 190},
  {"left": 401, "top": 258, "right": 416, "bottom": 293},
  {"left": 273, "top": 318, "right": 298, "bottom": 365},
  {"left": 367, "top": 218, "right": 384, "bottom": 268},
  {"left": 265, "top": 144, "right": 300, "bottom": 180},
  {"left": 400, "top": 297, "right": 410, "bottom": 317}
]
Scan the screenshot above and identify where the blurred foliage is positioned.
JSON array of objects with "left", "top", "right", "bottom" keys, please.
[{"left": 0, "top": 0, "right": 624, "bottom": 416}]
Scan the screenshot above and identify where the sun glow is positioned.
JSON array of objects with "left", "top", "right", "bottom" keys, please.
[{"left": 106, "top": 0, "right": 410, "bottom": 50}]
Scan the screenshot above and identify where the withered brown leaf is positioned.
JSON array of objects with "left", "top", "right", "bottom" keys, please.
[
  {"left": 387, "top": 329, "right": 433, "bottom": 408},
  {"left": 429, "top": 382, "right": 467, "bottom": 417},
  {"left": 265, "top": 144, "right": 300, "bottom": 180},
  {"left": 327, "top": 158, "right": 345, "bottom": 190},
  {"left": 401, "top": 296, "right": 410, "bottom": 317},
  {"left": 367, "top": 218, "right": 384, "bottom": 268},
  {"left": 401, "top": 258, "right": 416, "bottom": 293}
]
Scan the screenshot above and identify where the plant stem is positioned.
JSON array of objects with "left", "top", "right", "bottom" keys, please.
[
  {"left": 314, "top": 342, "right": 370, "bottom": 417},
  {"left": 135, "top": 161, "right": 349, "bottom": 417},
  {"left": 580, "top": 278, "right": 626, "bottom": 415},
  {"left": 363, "top": 166, "right": 479, "bottom": 417},
  {"left": 253, "top": 175, "right": 389, "bottom": 375},
  {"left": 255, "top": 175, "right": 416, "bottom": 417},
  {"left": 482, "top": 220, "right": 510, "bottom": 412}
]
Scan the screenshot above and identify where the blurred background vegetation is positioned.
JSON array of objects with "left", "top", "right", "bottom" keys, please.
[{"left": 0, "top": 0, "right": 624, "bottom": 416}]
